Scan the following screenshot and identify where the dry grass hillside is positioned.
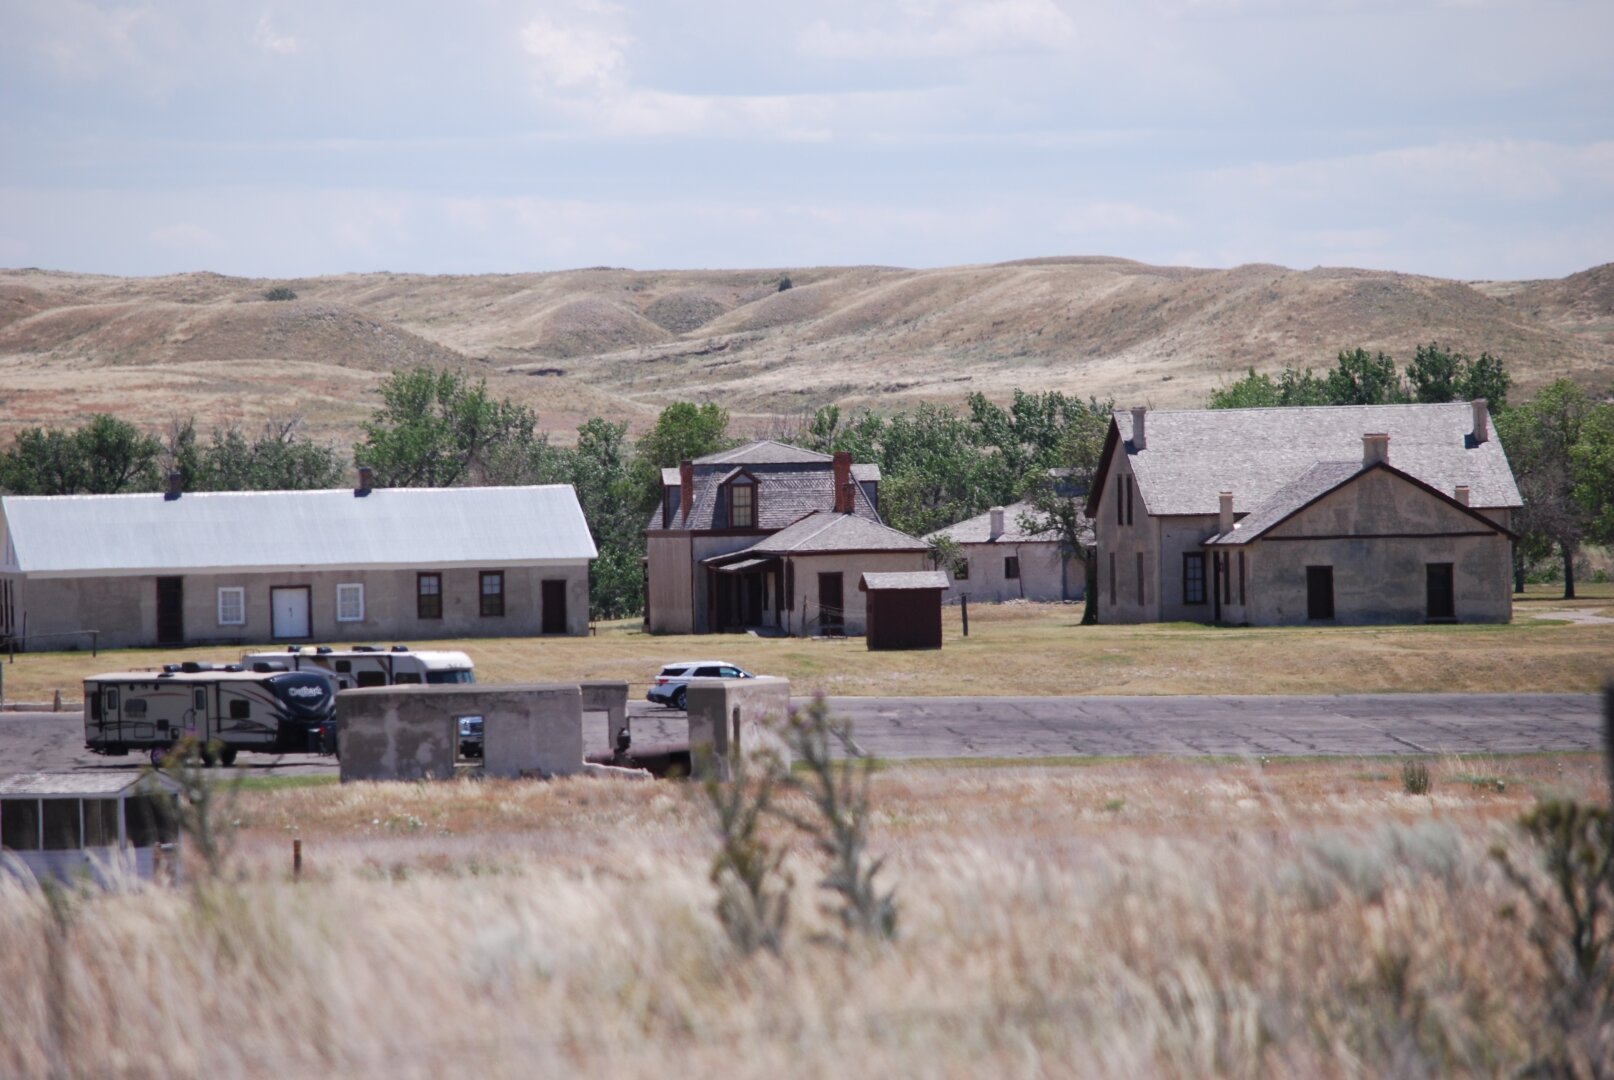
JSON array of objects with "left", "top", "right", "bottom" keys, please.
[{"left": 2, "top": 257, "right": 1610, "bottom": 446}]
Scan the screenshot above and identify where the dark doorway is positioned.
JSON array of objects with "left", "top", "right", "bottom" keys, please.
[
  {"left": 1305, "top": 566, "right": 1334, "bottom": 621},
  {"left": 156, "top": 577, "right": 184, "bottom": 644},
  {"left": 541, "top": 579, "right": 568, "bottom": 634},
  {"left": 1426, "top": 563, "right": 1455, "bottom": 620},
  {"left": 742, "top": 574, "right": 764, "bottom": 627},
  {"left": 818, "top": 572, "right": 844, "bottom": 633}
]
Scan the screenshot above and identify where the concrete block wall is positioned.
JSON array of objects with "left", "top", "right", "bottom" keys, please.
[
  {"left": 581, "top": 681, "right": 630, "bottom": 751},
  {"left": 686, "top": 676, "right": 792, "bottom": 781},
  {"left": 478, "top": 684, "right": 584, "bottom": 779}
]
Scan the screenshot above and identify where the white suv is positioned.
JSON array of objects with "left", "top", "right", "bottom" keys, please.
[{"left": 646, "top": 661, "right": 754, "bottom": 710}]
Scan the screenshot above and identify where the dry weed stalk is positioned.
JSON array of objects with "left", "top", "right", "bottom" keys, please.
[{"left": 702, "top": 746, "right": 791, "bottom": 955}]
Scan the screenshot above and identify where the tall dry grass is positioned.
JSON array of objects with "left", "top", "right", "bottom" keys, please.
[{"left": 0, "top": 756, "right": 1607, "bottom": 1077}]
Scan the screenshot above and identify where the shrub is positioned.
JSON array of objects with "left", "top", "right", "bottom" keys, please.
[
  {"left": 702, "top": 747, "right": 791, "bottom": 955},
  {"left": 1401, "top": 761, "right": 1432, "bottom": 795},
  {"left": 777, "top": 275, "right": 793, "bottom": 292},
  {"left": 263, "top": 286, "right": 297, "bottom": 302}
]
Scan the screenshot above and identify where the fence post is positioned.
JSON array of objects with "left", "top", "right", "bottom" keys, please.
[
  {"left": 960, "top": 595, "right": 969, "bottom": 638},
  {"left": 293, "top": 838, "right": 303, "bottom": 881},
  {"left": 91, "top": 631, "right": 98, "bottom": 658}
]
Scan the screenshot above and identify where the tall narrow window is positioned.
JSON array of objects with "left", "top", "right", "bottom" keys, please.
[
  {"left": 1136, "top": 552, "right": 1146, "bottom": 606},
  {"left": 1182, "top": 553, "right": 1206, "bottom": 604},
  {"left": 480, "top": 571, "right": 505, "bottom": 617},
  {"left": 1004, "top": 556, "right": 1020, "bottom": 580},
  {"left": 217, "top": 587, "right": 245, "bottom": 626},
  {"left": 417, "top": 572, "right": 442, "bottom": 619},
  {"left": 1116, "top": 474, "right": 1125, "bottom": 526},
  {"left": 729, "top": 480, "right": 755, "bottom": 528},
  {"left": 1306, "top": 566, "right": 1334, "bottom": 621},
  {"left": 1109, "top": 552, "right": 1116, "bottom": 604},
  {"left": 1238, "top": 552, "right": 1247, "bottom": 606},
  {"left": 336, "top": 583, "right": 364, "bottom": 622},
  {"left": 1221, "top": 553, "right": 1231, "bottom": 605},
  {"left": 1126, "top": 476, "right": 1134, "bottom": 526}
]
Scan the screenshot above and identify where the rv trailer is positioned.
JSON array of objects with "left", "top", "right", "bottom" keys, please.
[
  {"left": 84, "top": 664, "right": 338, "bottom": 766},
  {"left": 240, "top": 645, "right": 475, "bottom": 690}
]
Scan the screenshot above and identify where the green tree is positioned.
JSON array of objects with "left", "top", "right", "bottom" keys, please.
[
  {"left": 1496, "top": 381, "right": 1601, "bottom": 598},
  {"left": 0, "top": 415, "right": 162, "bottom": 495},
  {"left": 1406, "top": 342, "right": 1511, "bottom": 408},
  {"left": 632, "top": 401, "right": 732, "bottom": 511},
  {"left": 1325, "top": 348, "right": 1406, "bottom": 405},
  {"left": 168, "top": 417, "right": 346, "bottom": 491},
  {"left": 1208, "top": 366, "right": 1330, "bottom": 409},
  {"left": 1458, "top": 351, "right": 1511, "bottom": 410},
  {"left": 354, "top": 367, "right": 543, "bottom": 488},
  {"left": 563, "top": 419, "right": 645, "bottom": 619}
]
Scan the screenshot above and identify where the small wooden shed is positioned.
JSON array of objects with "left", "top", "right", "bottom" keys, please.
[
  {"left": 0, "top": 772, "right": 181, "bottom": 885},
  {"left": 859, "top": 571, "right": 949, "bottom": 651}
]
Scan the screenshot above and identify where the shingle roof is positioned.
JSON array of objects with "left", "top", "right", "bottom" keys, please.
[
  {"left": 925, "top": 500, "right": 1077, "bottom": 545},
  {"left": 696, "top": 440, "right": 832, "bottom": 465},
  {"left": 1, "top": 486, "right": 597, "bottom": 576},
  {"left": 1105, "top": 403, "right": 1521, "bottom": 517},
  {"left": 657, "top": 467, "right": 881, "bottom": 531},
  {"left": 1206, "top": 461, "right": 1360, "bottom": 544},
  {"left": 859, "top": 571, "right": 950, "bottom": 591},
  {"left": 738, "top": 512, "right": 928, "bottom": 555}
]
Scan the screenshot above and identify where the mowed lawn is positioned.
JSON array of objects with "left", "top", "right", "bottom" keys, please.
[{"left": 4, "top": 583, "right": 1610, "bottom": 703}]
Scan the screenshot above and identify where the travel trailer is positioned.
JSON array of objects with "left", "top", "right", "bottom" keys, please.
[
  {"left": 84, "top": 663, "right": 338, "bottom": 766},
  {"left": 240, "top": 645, "right": 475, "bottom": 690}
]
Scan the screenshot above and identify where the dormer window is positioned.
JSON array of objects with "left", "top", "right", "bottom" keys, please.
[{"left": 729, "top": 477, "right": 755, "bottom": 528}]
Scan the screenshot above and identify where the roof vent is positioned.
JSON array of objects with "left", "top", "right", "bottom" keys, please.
[
  {"left": 392, "top": 644, "right": 409, "bottom": 652},
  {"left": 315, "top": 646, "right": 333, "bottom": 654},
  {"left": 179, "top": 661, "right": 213, "bottom": 673}
]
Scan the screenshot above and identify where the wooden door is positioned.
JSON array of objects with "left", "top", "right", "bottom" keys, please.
[
  {"left": 156, "top": 578, "right": 184, "bottom": 644},
  {"left": 542, "top": 579, "right": 568, "bottom": 634}
]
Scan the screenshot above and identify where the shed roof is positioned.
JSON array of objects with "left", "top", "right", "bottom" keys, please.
[
  {"left": 1092, "top": 402, "right": 1521, "bottom": 518},
  {"left": 1, "top": 485, "right": 596, "bottom": 577},
  {"left": 0, "top": 772, "right": 180, "bottom": 797},
  {"left": 859, "top": 571, "right": 950, "bottom": 591},
  {"left": 740, "top": 512, "right": 929, "bottom": 555}
]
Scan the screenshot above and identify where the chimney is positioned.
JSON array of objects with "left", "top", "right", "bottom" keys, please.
[
  {"left": 1130, "top": 406, "right": 1147, "bottom": 451},
  {"left": 1362, "top": 433, "right": 1390, "bottom": 467},
  {"left": 989, "top": 506, "right": 1005, "bottom": 539},
  {"left": 164, "top": 470, "right": 183, "bottom": 500},
  {"left": 1471, "top": 399, "right": 1489, "bottom": 445},
  {"left": 1219, "top": 491, "right": 1234, "bottom": 536},
  {"left": 356, "top": 465, "right": 374, "bottom": 496},
  {"left": 679, "top": 460, "right": 694, "bottom": 523},
  {"left": 833, "top": 451, "right": 853, "bottom": 513},
  {"left": 1454, "top": 484, "right": 1471, "bottom": 507}
]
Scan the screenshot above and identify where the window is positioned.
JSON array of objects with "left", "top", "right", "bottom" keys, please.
[
  {"left": 729, "top": 479, "right": 755, "bottom": 528},
  {"left": 1182, "top": 553, "right": 1206, "bottom": 604},
  {"left": 124, "top": 699, "right": 147, "bottom": 718},
  {"left": 84, "top": 799, "right": 119, "bottom": 846},
  {"left": 1109, "top": 552, "right": 1116, "bottom": 604},
  {"left": 1116, "top": 474, "right": 1125, "bottom": 526},
  {"left": 217, "top": 587, "right": 245, "bottom": 626},
  {"left": 1221, "top": 553, "right": 1231, "bottom": 605},
  {"left": 1004, "top": 556, "right": 1020, "bottom": 580},
  {"left": 1238, "top": 552, "right": 1247, "bottom": 606},
  {"left": 230, "top": 699, "right": 251, "bottom": 721},
  {"left": 1126, "top": 476, "right": 1134, "bottom": 526},
  {"left": 43, "top": 799, "right": 81, "bottom": 851},
  {"left": 954, "top": 561, "right": 970, "bottom": 581},
  {"left": 336, "top": 583, "right": 364, "bottom": 622},
  {"left": 417, "top": 573, "right": 442, "bottom": 619},
  {"left": 1306, "top": 566, "right": 1335, "bottom": 621},
  {"left": 193, "top": 689, "right": 205, "bottom": 711},
  {"left": 1, "top": 798, "right": 40, "bottom": 850},
  {"left": 1136, "top": 552, "right": 1146, "bottom": 606},
  {"left": 480, "top": 571, "right": 505, "bottom": 617}
]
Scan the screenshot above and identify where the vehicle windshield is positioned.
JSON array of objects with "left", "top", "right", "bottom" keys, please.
[{"left": 425, "top": 669, "right": 475, "bottom": 685}]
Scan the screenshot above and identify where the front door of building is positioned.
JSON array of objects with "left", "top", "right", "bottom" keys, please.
[
  {"left": 156, "top": 578, "right": 184, "bottom": 645},
  {"left": 818, "top": 572, "right": 844, "bottom": 633},
  {"left": 271, "top": 587, "right": 311, "bottom": 639},
  {"left": 541, "top": 579, "right": 568, "bottom": 634}
]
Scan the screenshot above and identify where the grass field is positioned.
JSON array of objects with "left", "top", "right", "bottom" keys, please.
[
  {"left": 4, "top": 584, "right": 1611, "bottom": 705},
  {"left": 1, "top": 753, "right": 1609, "bottom": 1076}
]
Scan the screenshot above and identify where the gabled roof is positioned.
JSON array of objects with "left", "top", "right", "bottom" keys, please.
[
  {"left": 924, "top": 500, "right": 1077, "bottom": 546},
  {"left": 730, "top": 511, "right": 928, "bottom": 556},
  {"left": 0, "top": 486, "right": 597, "bottom": 577},
  {"left": 860, "top": 571, "right": 950, "bottom": 591},
  {"left": 1087, "top": 402, "right": 1522, "bottom": 518},
  {"left": 653, "top": 467, "right": 881, "bottom": 532},
  {"left": 1206, "top": 460, "right": 1515, "bottom": 546},
  {"left": 696, "top": 440, "right": 832, "bottom": 465}
]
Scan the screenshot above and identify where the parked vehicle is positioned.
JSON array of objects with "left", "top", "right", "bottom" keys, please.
[
  {"left": 457, "top": 716, "right": 484, "bottom": 758},
  {"left": 240, "top": 645, "right": 475, "bottom": 690},
  {"left": 84, "top": 663, "right": 338, "bottom": 766},
  {"left": 646, "top": 661, "right": 754, "bottom": 710}
]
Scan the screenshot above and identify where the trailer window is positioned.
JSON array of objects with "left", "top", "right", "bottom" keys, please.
[
  {"left": 90, "top": 692, "right": 102, "bottom": 721},
  {"left": 193, "top": 689, "right": 206, "bottom": 711},
  {"left": 43, "top": 799, "right": 82, "bottom": 850},
  {"left": 425, "top": 670, "right": 474, "bottom": 685},
  {"left": 230, "top": 700, "right": 250, "bottom": 720},
  {"left": 106, "top": 689, "right": 119, "bottom": 710},
  {"left": 393, "top": 673, "right": 422, "bottom": 685},
  {"left": 1, "top": 798, "right": 40, "bottom": 851},
  {"left": 356, "top": 671, "right": 387, "bottom": 688},
  {"left": 84, "top": 799, "right": 119, "bottom": 846},
  {"left": 124, "top": 699, "right": 147, "bottom": 718}
]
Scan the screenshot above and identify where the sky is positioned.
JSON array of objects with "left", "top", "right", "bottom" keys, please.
[{"left": 1, "top": 0, "right": 1610, "bottom": 280}]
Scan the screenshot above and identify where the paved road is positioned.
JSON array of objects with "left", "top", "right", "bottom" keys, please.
[{"left": 2, "top": 693, "right": 1601, "bottom": 777}]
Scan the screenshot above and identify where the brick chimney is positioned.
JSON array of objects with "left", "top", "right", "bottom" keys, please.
[
  {"left": 679, "top": 460, "right": 694, "bottom": 523},
  {"left": 833, "top": 451, "right": 853, "bottom": 513},
  {"left": 1454, "top": 484, "right": 1471, "bottom": 507},
  {"left": 356, "top": 465, "right": 374, "bottom": 496},
  {"left": 989, "top": 506, "right": 1005, "bottom": 539},
  {"left": 1363, "top": 433, "right": 1390, "bottom": 467},
  {"left": 1471, "top": 399, "right": 1489, "bottom": 444},
  {"left": 1219, "top": 491, "right": 1234, "bottom": 536},
  {"left": 1130, "top": 406, "right": 1148, "bottom": 451},
  {"left": 164, "top": 470, "right": 183, "bottom": 500}
]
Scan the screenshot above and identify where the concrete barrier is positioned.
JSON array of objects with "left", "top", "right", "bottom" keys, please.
[
  {"left": 480, "top": 683, "right": 584, "bottom": 779},
  {"left": 686, "top": 676, "right": 792, "bottom": 781},
  {"left": 581, "top": 681, "right": 630, "bottom": 751},
  {"left": 338, "top": 686, "right": 457, "bottom": 782}
]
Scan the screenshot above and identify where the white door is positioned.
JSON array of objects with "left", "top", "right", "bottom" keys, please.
[{"left": 271, "top": 588, "right": 310, "bottom": 639}]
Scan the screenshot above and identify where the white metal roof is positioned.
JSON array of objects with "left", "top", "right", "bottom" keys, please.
[{"left": 1, "top": 485, "right": 597, "bottom": 577}]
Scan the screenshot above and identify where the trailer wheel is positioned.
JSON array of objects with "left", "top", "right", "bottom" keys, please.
[
  {"left": 218, "top": 747, "right": 238, "bottom": 767},
  {"left": 199, "top": 744, "right": 218, "bottom": 767},
  {"left": 149, "top": 745, "right": 168, "bottom": 768}
]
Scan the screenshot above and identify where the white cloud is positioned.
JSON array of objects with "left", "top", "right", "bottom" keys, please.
[
  {"left": 799, "top": 0, "right": 1077, "bottom": 60},
  {"left": 252, "top": 12, "right": 297, "bottom": 56},
  {"left": 519, "top": 12, "right": 629, "bottom": 93}
]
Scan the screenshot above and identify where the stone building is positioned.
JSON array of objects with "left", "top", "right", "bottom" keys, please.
[
  {"left": 925, "top": 500, "right": 1088, "bottom": 604},
  {"left": 0, "top": 477, "right": 596, "bottom": 650},
  {"left": 1086, "top": 401, "right": 1520, "bottom": 625}
]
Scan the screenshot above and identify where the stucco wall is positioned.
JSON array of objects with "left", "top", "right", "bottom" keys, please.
[
  {"left": 1247, "top": 469, "right": 1512, "bottom": 625},
  {"left": 1093, "top": 451, "right": 1159, "bottom": 623},
  {"left": 686, "top": 676, "right": 792, "bottom": 780},
  {"left": 13, "top": 563, "right": 591, "bottom": 650},
  {"left": 782, "top": 550, "right": 931, "bottom": 636},
  {"left": 947, "top": 540, "right": 1079, "bottom": 603},
  {"left": 1155, "top": 515, "right": 1221, "bottom": 622}
]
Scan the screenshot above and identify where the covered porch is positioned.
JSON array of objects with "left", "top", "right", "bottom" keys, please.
[{"left": 703, "top": 554, "right": 786, "bottom": 634}]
